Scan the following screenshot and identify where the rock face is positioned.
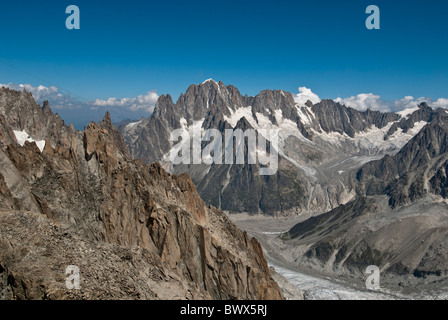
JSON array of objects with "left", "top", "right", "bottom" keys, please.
[
  {"left": 0, "top": 88, "right": 283, "bottom": 300},
  {"left": 120, "top": 80, "right": 439, "bottom": 216}
]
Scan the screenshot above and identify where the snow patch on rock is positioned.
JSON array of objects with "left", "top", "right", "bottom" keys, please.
[{"left": 13, "top": 130, "right": 45, "bottom": 152}]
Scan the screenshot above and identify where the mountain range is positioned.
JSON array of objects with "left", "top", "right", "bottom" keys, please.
[
  {"left": 3, "top": 79, "right": 448, "bottom": 298},
  {"left": 120, "top": 79, "right": 441, "bottom": 216}
]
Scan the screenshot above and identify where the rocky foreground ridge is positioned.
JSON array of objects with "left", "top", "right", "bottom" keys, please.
[{"left": 0, "top": 87, "right": 283, "bottom": 300}]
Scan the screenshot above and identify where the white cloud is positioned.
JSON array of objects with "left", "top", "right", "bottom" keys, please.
[
  {"left": 335, "top": 93, "right": 390, "bottom": 112},
  {"left": 425, "top": 97, "right": 448, "bottom": 109},
  {"left": 293, "top": 87, "right": 321, "bottom": 105},
  {"left": 391, "top": 96, "right": 416, "bottom": 111},
  {"left": 94, "top": 91, "right": 159, "bottom": 113}
]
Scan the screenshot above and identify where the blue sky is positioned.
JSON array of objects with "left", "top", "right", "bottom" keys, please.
[{"left": 0, "top": 0, "right": 447, "bottom": 128}]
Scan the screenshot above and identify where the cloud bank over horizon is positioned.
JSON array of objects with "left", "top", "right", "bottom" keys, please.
[
  {"left": 2, "top": 82, "right": 448, "bottom": 129},
  {"left": 0, "top": 83, "right": 159, "bottom": 129},
  {"left": 93, "top": 91, "right": 159, "bottom": 113},
  {"left": 335, "top": 93, "right": 448, "bottom": 113}
]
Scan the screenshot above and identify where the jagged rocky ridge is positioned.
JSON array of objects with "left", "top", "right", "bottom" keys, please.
[
  {"left": 120, "top": 80, "right": 438, "bottom": 215},
  {"left": 0, "top": 87, "right": 283, "bottom": 300}
]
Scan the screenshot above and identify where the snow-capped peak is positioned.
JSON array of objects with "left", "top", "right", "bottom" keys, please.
[{"left": 201, "top": 78, "right": 218, "bottom": 85}]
